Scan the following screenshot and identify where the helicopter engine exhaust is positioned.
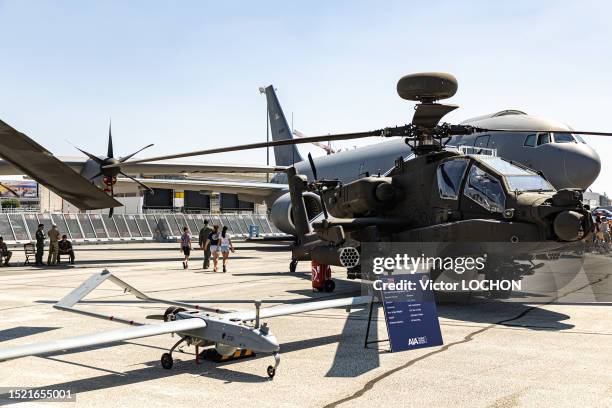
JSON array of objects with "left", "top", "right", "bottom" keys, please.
[{"left": 311, "top": 246, "right": 360, "bottom": 268}]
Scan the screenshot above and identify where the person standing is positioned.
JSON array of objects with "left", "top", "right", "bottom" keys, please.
[
  {"left": 47, "top": 224, "right": 60, "bottom": 265},
  {"left": 35, "top": 223, "right": 45, "bottom": 266},
  {"left": 198, "top": 219, "right": 213, "bottom": 269},
  {"left": 180, "top": 226, "right": 192, "bottom": 269},
  {"left": 204, "top": 225, "right": 221, "bottom": 272},
  {"left": 219, "top": 226, "right": 235, "bottom": 273}
]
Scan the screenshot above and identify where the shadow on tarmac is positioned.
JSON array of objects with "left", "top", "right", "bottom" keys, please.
[{"left": 0, "top": 326, "right": 58, "bottom": 343}]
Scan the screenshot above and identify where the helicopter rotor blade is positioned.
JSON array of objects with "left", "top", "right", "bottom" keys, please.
[
  {"left": 474, "top": 128, "right": 612, "bottom": 137},
  {"left": 118, "top": 144, "right": 154, "bottom": 163},
  {"left": 103, "top": 128, "right": 404, "bottom": 169}
]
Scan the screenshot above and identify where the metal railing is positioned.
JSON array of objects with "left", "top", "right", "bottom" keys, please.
[{"left": 0, "top": 212, "right": 288, "bottom": 246}]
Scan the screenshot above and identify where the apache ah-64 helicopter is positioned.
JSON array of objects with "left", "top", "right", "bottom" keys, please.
[
  {"left": 102, "top": 72, "right": 603, "bottom": 295},
  {"left": 0, "top": 73, "right": 606, "bottom": 378}
]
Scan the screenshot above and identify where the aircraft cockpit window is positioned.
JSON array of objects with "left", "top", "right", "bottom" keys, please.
[
  {"left": 524, "top": 134, "right": 536, "bottom": 147},
  {"left": 506, "top": 175, "right": 555, "bottom": 192},
  {"left": 437, "top": 159, "right": 469, "bottom": 200},
  {"left": 553, "top": 133, "right": 576, "bottom": 143},
  {"left": 464, "top": 165, "right": 505, "bottom": 213},
  {"left": 537, "top": 133, "right": 550, "bottom": 146},
  {"left": 574, "top": 134, "right": 586, "bottom": 143}
]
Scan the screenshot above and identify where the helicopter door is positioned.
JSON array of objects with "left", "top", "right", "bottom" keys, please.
[
  {"left": 460, "top": 164, "right": 506, "bottom": 216},
  {"left": 435, "top": 158, "right": 469, "bottom": 221}
]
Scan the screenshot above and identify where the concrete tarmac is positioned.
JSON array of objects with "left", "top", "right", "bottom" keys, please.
[{"left": 0, "top": 242, "right": 610, "bottom": 407}]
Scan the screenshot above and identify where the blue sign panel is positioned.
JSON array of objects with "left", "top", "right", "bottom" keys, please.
[{"left": 380, "top": 273, "right": 443, "bottom": 352}]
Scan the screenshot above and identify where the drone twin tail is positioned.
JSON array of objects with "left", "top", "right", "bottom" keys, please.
[{"left": 0, "top": 270, "right": 372, "bottom": 379}]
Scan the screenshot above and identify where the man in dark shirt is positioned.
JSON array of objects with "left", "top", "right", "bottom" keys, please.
[
  {"left": 0, "top": 237, "right": 12, "bottom": 266},
  {"left": 198, "top": 219, "right": 213, "bottom": 269},
  {"left": 58, "top": 235, "right": 75, "bottom": 264},
  {"left": 35, "top": 223, "right": 45, "bottom": 266}
]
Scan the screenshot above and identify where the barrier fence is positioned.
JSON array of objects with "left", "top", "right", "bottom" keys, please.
[{"left": 0, "top": 213, "right": 289, "bottom": 245}]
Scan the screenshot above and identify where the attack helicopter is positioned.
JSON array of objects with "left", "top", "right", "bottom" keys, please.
[{"left": 111, "top": 72, "right": 603, "bottom": 296}]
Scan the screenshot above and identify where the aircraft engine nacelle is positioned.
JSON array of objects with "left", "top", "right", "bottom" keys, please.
[{"left": 270, "top": 192, "right": 322, "bottom": 235}]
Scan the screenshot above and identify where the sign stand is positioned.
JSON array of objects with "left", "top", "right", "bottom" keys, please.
[{"left": 363, "top": 295, "right": 390, "bottom": 350}]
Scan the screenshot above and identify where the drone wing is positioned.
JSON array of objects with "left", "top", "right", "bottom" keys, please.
[
  {"left": 0, "top": 318, "right": 206, "bottom": 362},
  {"left": 226, "top": 295, "right": 373, "bottom": 322},
  {"left": 0, "top": 120, "right": 122, "bottom": 210}
]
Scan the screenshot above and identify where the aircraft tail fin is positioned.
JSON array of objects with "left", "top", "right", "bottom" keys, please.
[{"left": 264, "top": 86, "right": 304, "bottom": 166}]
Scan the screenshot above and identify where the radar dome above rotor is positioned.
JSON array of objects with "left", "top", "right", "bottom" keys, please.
[{"left": 396, "top": 72, "right": 458, "bottom": 102}]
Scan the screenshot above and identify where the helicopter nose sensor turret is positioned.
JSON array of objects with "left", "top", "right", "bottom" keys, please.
[{"left": 553, "top": 210, "right": 585, "bottom": 241}]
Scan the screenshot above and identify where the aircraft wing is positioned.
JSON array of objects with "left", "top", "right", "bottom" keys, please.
[
  {"left": 226, "top": 295, "right": 373, "bottom": 322},
  {"left": 0, "top": 318, "right": 206, "bottom": 362},
  {"left": 116, "top": 177, "right": 288, "bottom": 200},
  {"left": 0, "top": 120, "right": 121, "bottom": 210},
  {"left": 120, "top": 162, "right": 288, "bottom": 175}
]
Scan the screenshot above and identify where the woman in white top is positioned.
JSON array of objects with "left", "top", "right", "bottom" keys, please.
[{"left": 219, "top": 226, "right": 235, "bottom": 273}]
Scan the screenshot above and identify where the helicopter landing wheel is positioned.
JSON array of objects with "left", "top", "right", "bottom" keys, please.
[
  {"left": 267, "top": 365, "right": 275, "bottom": 379},
  {"left": 161, "top": 352, "right": 173, "bottom": 369},
  {"left": 324, "top": 279, "right": 336, "bottom": 293},
  {"left": 289, "top": 259, "right": 298, "bottom": 273}
]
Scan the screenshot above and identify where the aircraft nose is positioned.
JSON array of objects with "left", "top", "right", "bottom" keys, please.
[{"left": 562, "top": 144, "right": 601, "bottom": 189}]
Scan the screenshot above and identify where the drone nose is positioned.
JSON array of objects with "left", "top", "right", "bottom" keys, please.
[{"left": 562, "top": 144, "right": 601, "bottom": 189}]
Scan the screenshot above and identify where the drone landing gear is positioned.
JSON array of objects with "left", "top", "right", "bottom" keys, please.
[
  {"left": 267, "top": 352, "right": 280, "bottom": 380},
  {"left": 160, "top": 337, "right": 187, "bottom": 369}
]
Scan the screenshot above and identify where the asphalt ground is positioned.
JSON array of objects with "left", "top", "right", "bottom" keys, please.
[{"left": 0, "top": 241, "right": 610, "bottom": 407}]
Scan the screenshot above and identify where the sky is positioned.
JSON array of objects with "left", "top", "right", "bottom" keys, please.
[{"left": 1, "top": 0, "right": 612, "bottom": 195}]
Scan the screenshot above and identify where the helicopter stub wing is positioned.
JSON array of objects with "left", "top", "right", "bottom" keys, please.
[{"left": 0, "top": 120, "right": 122, "bottom": 210}]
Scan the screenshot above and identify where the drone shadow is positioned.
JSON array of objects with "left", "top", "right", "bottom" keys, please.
[{"left": 0, "top": 326, "right": 58, "bottom": 343}]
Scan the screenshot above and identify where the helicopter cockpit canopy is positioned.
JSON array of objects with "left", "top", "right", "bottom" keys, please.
[
  {"left": 477, "top": 156, "right": 555, "bottom": 192},
  {"left": 437, "top": 155, "right": 556, "bottom": 214}
]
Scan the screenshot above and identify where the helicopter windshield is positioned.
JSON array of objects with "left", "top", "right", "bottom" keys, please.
[
  {"left": 437, "top": 159, "right": 469, "bottom": 199},
  {"left": 464, "top": 165, "right": 505, "bottom": 213},
  {"left": 477, "top": 156, "right": 555, "bottom": 192}
]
